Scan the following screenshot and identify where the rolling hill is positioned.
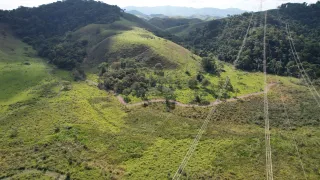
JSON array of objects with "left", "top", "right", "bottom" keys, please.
[
  {"left": 126, "top": 10, "right": 151, "bottom": 20},
  {"left": 0, "top": 0, "right": 266, "bottom": 104},
  {"left": 167, "top": 21, "right": 210, "bottom": 37},
  {"left": 1, "top": 0, "right": 320, "bottom": 179},
  {"left": 1, "top": 24, "right": 320, "bottom": 179}
]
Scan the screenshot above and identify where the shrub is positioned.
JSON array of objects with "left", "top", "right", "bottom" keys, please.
[
  {"left": 202, "top": 57, "right": 219, "bottom": 74},
  {"left": 202, "top": 79, "right": 211, "bottom": 87},
  {"left": 196, "top": 73, "right": 204, "bottom": 82},
  {"left": 123, "top": 96, "right": 131, "bottom": 103},
  {"left": 72, "top": 68, "right": 86, "bottom": 81},
  {"left": 188, "top": 79, "right": 198, "bottom": 89}
]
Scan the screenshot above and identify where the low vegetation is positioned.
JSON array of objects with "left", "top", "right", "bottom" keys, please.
[{"left": 0, "top": 1, "right": 319, "bottom": 180}]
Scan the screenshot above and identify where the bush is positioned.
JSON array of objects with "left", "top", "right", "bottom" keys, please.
[
  {"left": 201, "top": 79, "right": 211, "bottom": 87},
  {"left": 72, "top": 68, "right": 86, "bottom": 81},
  {"left": 123, "top": 96, "right": 131, "bottom": 103},
  {"left": 196, "top": 73, "right": 204, "bottom": 82},
  {"left": 202, "top": 57, "right": 218, "bottom": 74},
  {"left": 188, "top": 79, "right": 198, "bottom": 89}
]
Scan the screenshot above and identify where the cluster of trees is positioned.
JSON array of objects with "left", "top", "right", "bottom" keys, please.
[
  {"left": 96, "top": 55, "right": 232, "bottom": 104},
  {"left": 98, "top": 59, "right": 174, "bottom": 102},
  {"left": 99, "top": 68, "right": 150, "bottom": 99},
  {"left": 0, "top": 0, "right": 122, "bottom": 70},
  {"left": 179, "top": 1, "right": 320, "bottom": 79},
  {"left": 201, "top": 56, "right": 223, "bottom": 75}
]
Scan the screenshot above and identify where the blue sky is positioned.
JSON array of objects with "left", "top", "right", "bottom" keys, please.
[{"left": 0, "top": 0, "right": 318, "bottom": 11}]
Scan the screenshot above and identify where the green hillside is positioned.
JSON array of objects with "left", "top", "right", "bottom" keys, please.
[
  {"left": 167, "top": 21, "right": 209, "bottom": 37},
  {"left": 63, "top": 10, "right": 265, "bottom": 104},
  {"left": 74, "top": 23, "right": 266, "bottom": 104},
  {"left": 1, "top": 1, "right": 320, "bottom": 180},
  {"left": 176, "top": 2, "right": 320, "bottom": 79},
  {"left": 127, "top": 10, "right": 151, "bottom": 20},
  {"left": 148, "top": 17, "right": 203, "bottom": 30},
  {"left": 1, "top": 23, "right": 320, "bottom": 179},
  {"left": 0, "top": 24, "right": 51, "bottom": 107}
]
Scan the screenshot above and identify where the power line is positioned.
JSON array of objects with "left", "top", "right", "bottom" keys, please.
[
  {"left": 287, "top": 24, "right": 320, "bottom": 101},
  {"left": 268, "top": 14, "right": 307, "bottom": 178},
  {"left": 172, "top": 107, "right": 216, "bottom": 180},
  {"left": 285, "top": 24, "right": 320, "bottom": 107},
  {"left": 233, "top": 12, "right": 254, "bottom": 67},
  {"left": 262, "top": 10, "right": 274, "bottom": 180},
  {"left": 172, "top": 80, "right": 229, "bottom": 180}
]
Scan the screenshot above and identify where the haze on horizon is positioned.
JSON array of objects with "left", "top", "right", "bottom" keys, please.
[{"left": 0, "top": 0, "right": 318, "bottom": 11}]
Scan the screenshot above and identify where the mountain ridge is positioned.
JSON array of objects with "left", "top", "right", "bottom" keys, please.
[{"left": 124, "top": 6, "right": 246, "bottom": 17}]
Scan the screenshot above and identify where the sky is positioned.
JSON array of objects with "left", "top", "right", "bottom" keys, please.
[{"left": 0, "top": 0, "right": 318, "bottom": 11}]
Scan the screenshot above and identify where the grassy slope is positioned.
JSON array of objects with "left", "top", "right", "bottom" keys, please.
[
  {"left": 0, "top": 25, "right": 127, "bottom": 179},
  {"left": 108, "top": 27, "right": 199, "bottom": 68},
  {"left": 123, "top": 78, "right": 320, "bottom": 179},
  {"left": 173, "top": 62, "right": 265, "bottom": 103},
  {"left": 1, "top": 23, "right": 320, "bottom": 180},
  {"left": 148, "top": 17, "right": 203, "bottom": 30},
  {"left": 74, "top": 18, "right": 266, "bottom": 104},
  {"left": 0, "top": 24, "right": 51, "bottom": 111},
  {"left": 167, "top": 21, "right": 209, "bottom": 37}
]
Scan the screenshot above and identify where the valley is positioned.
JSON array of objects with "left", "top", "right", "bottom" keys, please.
[{"left": 0, "top": 0, "right": 320, "bottom": 179}]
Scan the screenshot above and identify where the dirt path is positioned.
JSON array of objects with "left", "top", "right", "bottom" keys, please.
[
  {"left": 117, "top": 83, "right": 277, "bottom": 108},
  {"left": 85, "top": 80, "right": 275, "bottom": 108},
  {"left": 2, "top": 169, "right": 66, "bottom": 180}
]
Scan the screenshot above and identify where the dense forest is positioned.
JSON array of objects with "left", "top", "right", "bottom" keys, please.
[
  {"left": 179, "top": 2, "right": 320, "bottom": 78},
  {"left": 0, "top": 0, "right": 122, "bottom": 70}
]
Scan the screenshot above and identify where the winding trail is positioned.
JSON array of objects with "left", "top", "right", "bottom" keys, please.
[
  {"left": 117, "top": 83, "right": 276, "bottom": 108},
  {"left": 2, "top": 169, "right": 66, "bottom": 180},
  {"left": 85, "top": 80, "right": 276, "bottom": 108}
]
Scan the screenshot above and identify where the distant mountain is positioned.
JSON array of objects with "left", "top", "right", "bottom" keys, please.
[
  {"left": 149, "top": 14, "right": 168, "bottom": 18},
  {"left": 127, "top": 10, "right": 151, "bottom": 19},
  {"left": 189, "top": 14, "right": 219, "bottom": 21},
  {"left": 124, "top": 6, "right": 246, "bottom": 17}
]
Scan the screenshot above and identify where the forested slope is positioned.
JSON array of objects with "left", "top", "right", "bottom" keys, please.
[
  {"left": 178, "top": 2, "right": 320, "bottom": 79},
  {"left": 0, "top": 0, "right": 175, "bottom": 71}
]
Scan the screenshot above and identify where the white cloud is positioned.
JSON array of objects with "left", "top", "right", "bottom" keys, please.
[{"left": 0, "top": 0, "right": 318, "bottom": 11}]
